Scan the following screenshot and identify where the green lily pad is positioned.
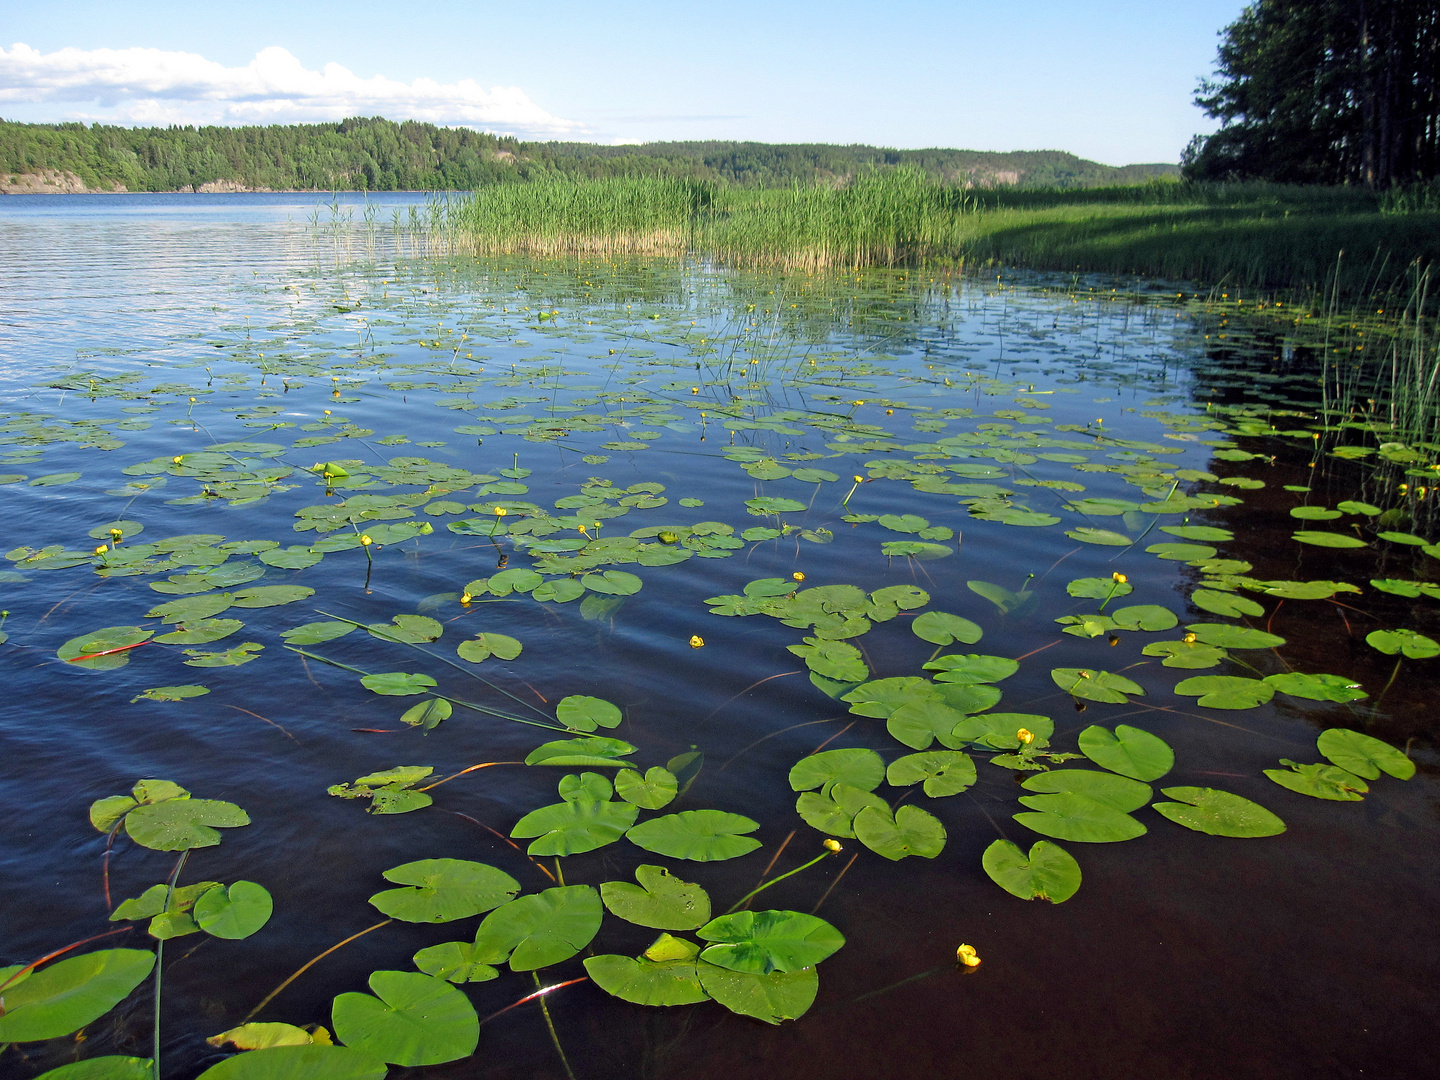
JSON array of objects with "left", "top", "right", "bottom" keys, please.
[
  {"left": 1146, "top": 542, "right": 1217, "bottom": 561},
  {"left": 193, "top": 881, "right": 273, "bottom": 939},
  {"left": 965, "top": 580, "right": 1033, "bottom": 614},
  {"left": 368, "top": 859, "right": 520, "bottom": 923},
  {"left": 1152, "top": 787, "right": 1286, "bottom": 837},
  {"left": 281, "top": 621, "right": 356, "bottom": 645},
  {"left": 1141, "top": 639, "right": 1228, "bottom": 668},
  {"left": 788, "top": 638, "right": 868, "bottom": 682},
  {"left": 1077, "top": 725, "right": 1174, "bottom": 781},
  {"left": 880, "top": 540, "right": 953, "bottom": 558},
  {"left": 0, "top": 949, "right": 156, "bottom": 1042},
  {"left": 853, "top": 804, "right": 946, "bottom": 860},
  {"left": 627, "top": 809, "right": 761, "bottom": 861},
  {"left": 697, "top": 910, "right": 844, "bottom": 974},
  {"left": 58, "top": 626, "right": 154, "bottom": 671},
  {"left": 1050, "top": 668, "right": 1144, "bottom": 703},
  {"left": 399, "top": 698, "right": 451, "bottom": 730},
  {"left": 1066, "top": 576, "right": 1133, "bottom": 600},
  {"left": 795, "top": 784, "right": 885, "bottom": 838},
  {"left": 745, "top": 496, "right": 807, "bottom": 514},
  {"left": 888, "top": 698, "right": 978, "bottom": 750},
  {"left": 1190, "top": 589, "right": 1265, "bottom": 618},
  {"left": 183, "top": 642, "right": 263, "bottom": 668},
  {"left": 981, "top": 839, "right": 1081, "bottom": 902},
  {"left": 1289, "top": 506, "right": 1342, "bottom": 520},
  {"left": 131, "top": 685, "right": 210, "bottom": 703},
  {"left": 1264, "top": 760, "right": 1368, "bottom": 800},
  {"left": 582, "top": 569, "right": 643, "bottom": 595},
  {"left": 511, "top": 774, "right": 639, "bottom": 856},
  {"left": 1014, "top": 795, "right": 1147, "bottom": 843},
  {"left": 331, "top": 970, "right": 478, "bottom": 1066},
  {"left": 1109, "top": 605, "right": 1179, "bottom": 632},
  {"left": 1316, "top": 728, "right": 1415, "bottom": 780},
  {"left": 1160, "top": 525, "right": 1233, "bottom": 541},
  {"left": 885, "top": 751, "right": 977, "bottom": 797},
  {"left": 948, "top": 712, "right": 1054, "bottom": 750},
  {"left": 194, "top": 1045, "right": 387, "bottom": 1080},
  {"left": 472, "top": 885, "right": 604, "bottom": 971},
  {"left": 368, "top": 615, "right": 444, "bottom": 644},
  {"left": 841, "top": 677, "right": 939, "bottom": 718},
  {"left": 35, "top": 1057, "right": 155, "bottom": 1080},
  {"left": 229, "top": 585, "right": 314, "bottom": 608},
  {"left": 1365, "top": 629, "right": 1439, "bottom": 658},
  {"left": 1186, "top": 623, "right": 1285, "bottom": 649},
  {"left": 1065, "top": 527, "right": 1132, "bottom": 546},
  {"left": 583, "top": 955, "right": 709, "bottom": 1006},
  {"left": 556, "top": 695, "right": 622, "bottom": 731},
  {"left": 788, "top": 748, "right": 886, "bottom": 793},
  {"left": 412, "top": 941, "right": 500, "bottom": 984},
  {"left": 525, "top": 737, "right": 636, "bottom": 767},
  {"left": 910, "top": 611, "right": 984, "bottom": 645},
  {"left": 923, "top": 654, "right": 1018, "bottom": 685},
  {"left": 125, "top": 798, "right": 249, "bottom": 851},
  {"left": 696, "top": 962, "right": 818, "bottom": 1024},
  {"left": 615, "top": 767, "right": 678, "bottom": 809},
  {"left": 456, "top": 633, "right": 522, "bottom": 663},
  {"left": 360, "top": 672, "right": 438, "bottom": 696},
  {"left": 600, "top": 865, "right": 711, "bottom": 930},
  {"left": 1263, "top": 672, "right": 1367, "bottom": 702},
  {"left": 1291, "top": 531, "right": 1368, "bottom": 548},
  {"left": 258, "top": 545, "right": 324, "bottom": 569},
  {"left": 1174, "top": 674, "right": 1275, "bottom": 709},
  {"left": 155, "top": 619, "right": 244, "bottom": 645}
]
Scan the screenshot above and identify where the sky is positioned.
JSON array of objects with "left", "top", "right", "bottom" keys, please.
[{"left": 0, "top": 0, "right": 1250, "bottom": 165}]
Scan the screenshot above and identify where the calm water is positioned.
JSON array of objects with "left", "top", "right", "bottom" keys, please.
[{"left": 0, "top": 194, "right": 1435, "bottom": 1080}]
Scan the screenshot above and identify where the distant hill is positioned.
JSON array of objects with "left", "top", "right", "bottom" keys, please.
[{"left": 0, "top": 116, "right": 1179, "bottom": 193}]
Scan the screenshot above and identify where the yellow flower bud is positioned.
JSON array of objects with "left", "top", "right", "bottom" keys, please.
[
  {"left": 823, "top": 838, "right": 842, "bottom": 852},
  {"left": 691, "top": 387, "right": 699, "bottom": 394},
  {"left": 360, "top": 535, "right": 373, "bottom": 546},
  {"left": 792, "top": 571, "right": 806, "bottom": 582},
  {"left": 689, "top": 635, "right": 705, "bottom": 648},
  {"left": 93, "top": 544, "right": 108, "bottom": 555},
  {"left": 109, "top": 529, "right": 123, "bottom": 539},
  {"left": 1016, "top": 728, "right": 1035, "bottom": 745},
  {"left": 323, "top": 409, "right": 332, "bottom": 415},
  {"left": 956, "top": 944, "right": 981, "bottom": 968},
  {"left": 853, "top": 475, "right": 864, "bottom": 483},
  {"left": 495, "top": 507, "right": 508, "bottom": 516},
  {"left": 172, "top": 456, "right": 184, "bottom": 464},
  {"left": 460, "top": 593, "right": 472, "bottom": 604},
  {"left": 1112, "top": 572, "right": 1127, "bottom": 583},
  {"left": 1183, "top": 633, "right": 1197, "bottom": 644}
]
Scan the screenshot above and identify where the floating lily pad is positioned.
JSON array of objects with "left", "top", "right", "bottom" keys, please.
[
  {"left": 525, "top": 737, "right": 636, "bottom": 767},
  {"left": 584, "top": 955, "right": 709, "bottom": 1006},
  {"left": 949, "top": 712, "right": 1054, "bottom": 750},
  {"left": 1151, "top": 787, "right": 1286, "bottom": 837},
  {"left": 1050, "top": 668, "right": 1144, "bottom": 703},
  {"left": 788, "top": 748, "right": 885, "bottom": 793},
  {"left": 600, "top": 865, "right": 710, "bottom": 930},
  {"left": 615, "top": 767, "right": 678, "bottom": 809},
  {"left": 360, "top": 672, "right": 438, "bottom": 696},
  {"left": 627, "top": 810, "right": 762, "bottom": 861},
  {"left": 369, "top": 859, "right": 520, "bottom": 923},
  {"left": 331, "top": 970, "right": 478, "bottom": 1066},
  {"left": 697, "top": 910, "right": 844, "bottom": 974},
  {"left": 0, "top": 949, "right": 156, "bottom": 1042},
  {"left": 1173, "top": 675, "right": 1275, "bottom": 709},
  {"left": 981, "top": 839, "right": 1081, "bottom": 902},
  {"left": 1291, "top": 531, "right": 1368, "bottom": 549},
  {"left": 58, "top": 626, "right": 153, "bottom": 671},
  {"left": 911, "top": 611, "right": 983, "bottom": 645},
  {"left": 195, "top": 1046, "right": 387, "bottom": 1080},
  {"left": 193, "top": 881, "right": 273, "bottom": 940},
  {"left": 412, "top": 941, "right": 500, "bottom": 984},
  {"left": 511, "top": 774, "right": 639, "bottom": 856},
  {"left": 696, "top": 962, "right": 818, "bottom": 1024},
  {"left": 1077, "top": 725, "right": 1174, "bottom": 781},
  {"left": 1365, "top": 629, "right": 1439, "bottom": 659},
  {"left": 132, "top": 685, "right": 210, "bottom": 703},
  {"left": 472, "top": 885, "right": 604, "bottom": 971},
  {"left": 1264, "top": 760, "right": 1368, "bottom": 800},
  {"left": 1316, "top": 728, "right": 1415, "bottom": 780},
  {"left": 1065, "top": 527, "right": 1132, "bottom": 546},
  {"left": 281, "top": 621, "right": 355, "bottom": 645},
  {"left": 923, "top": 653, "right": 1018, "bottom": 685},
  {"left": 125, "top": 798, "right": 249, "bottom": 851},
  {"left": 853, "top": 804, "right": 946, "bottom": 860},
  {"left": 1141, "top": 640, "right": 1228, "bottom": 668},
  {"left": 885, "top": 751, "right": 977, "bottom": 797},
  {"left": 1067, "top": 576, "right": 1133, "bottom": 600},
  {"left": 456, "top": 633, "right": 522, "bottom": 663},
  {"left": 1190, "top": 589, "right": 1265, "bottom": 618},
  {"left": 1263, "top": 672, "right": 1367, "bottom": 703}
]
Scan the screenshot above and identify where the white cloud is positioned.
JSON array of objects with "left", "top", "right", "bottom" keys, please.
[{"left": 0, "top": 43, "right": 581, "bottom": 136}]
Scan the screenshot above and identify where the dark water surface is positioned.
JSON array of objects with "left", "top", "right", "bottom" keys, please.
[{"left": 0, "top": 194, "right": 1436, "bottom": 1080}]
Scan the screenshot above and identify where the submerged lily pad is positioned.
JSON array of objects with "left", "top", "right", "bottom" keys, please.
[
  {"left": 1151, "top": 787, "right": 1286, "bottom": 837},
  {"left": 981, "top": 839, "right": 1081, "bottom": 902}
]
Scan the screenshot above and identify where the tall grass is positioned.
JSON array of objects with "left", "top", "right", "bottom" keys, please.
[{"left": 446, "top": 170, "right": 1440, "bottom": 297}]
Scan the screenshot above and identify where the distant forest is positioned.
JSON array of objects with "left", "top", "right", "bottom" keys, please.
[{"left": 0, "top": 116, "right": 1178, "bottom": 193}]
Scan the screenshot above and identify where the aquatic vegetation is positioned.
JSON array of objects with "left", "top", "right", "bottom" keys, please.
[{"left": 1, "top": 233, "right": 1435, "bottom": 1080}]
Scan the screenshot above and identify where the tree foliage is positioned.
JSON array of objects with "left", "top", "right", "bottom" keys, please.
[
  {"left": 1186, "top": 0, "right": 1440, "bottom": 186},
  {"left": 0, "top": 116, "right": 1177, "bottom": 193}
]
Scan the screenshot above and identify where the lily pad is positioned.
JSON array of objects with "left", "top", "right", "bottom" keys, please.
[
  {"left": 195, "top": 1046, "right": 386, "bottom": 1080},
  {"left": 600, "top": 865, "right": 711, "bottom": 930},
  {"left": 1151, "top": 787, "right": 1286, "bottom": 837},
  {"left": 511, "top": 774, "right": 639, "bottom": 856},
  {"left": 887, "top": 699, "right": 973, "bottom": 750},
  {"left": 58, "top": 626, "right": 153, "bottom": 671},
  {"left": 331, "top": 970, "right": 478, "bottom": 1066},
  {"left": 456, "top": 633, "right": 522, "bottom": 663},
  {"left": 125, "top": 798, "right": 249, "bottom": 851},
  {"left": 0, "top": 949, "right": 156, "bottom": 1042},
  {"left": 852, "top": 804, "right": 946, "bottom": 860},
  {"left": 369, "top": 859, "right": 520, "bottom": 923},
  {"left": 627, "top": 810, "right": 761, "bottom": 861},
  {"left": 885, "top": 751, "right": 977, "bottom": 797},
  {"left": 1291, "top": 531, "right": 1367, "bottom": 548},
  {"left": 1264, "top": 760, "right": 1368, "bottom": 800},
  {"left": 981, "top": 839, "right": 1081, "bottom": 902},
  {"left": 1141, "top": 640, "right": 1228, "bottom": 669},
  {"left": 697, "top": 910, "right": 844, "bottom": 974},
  {"left": 472, "top": 885, "right": 604, "bottom": 971},
  {"left": 229, "top": 585, "right": 314, "bottom": 608},
  {"left": 1365, "top": 629, "right": 1439, "bottom": 659},
  {"left": 788, "top": 748, "right": 886, "bottom": 793},
  {"left": 193, "top": 881, "right": 273, "bottom": 939},
  {"left": 1186, "top": 623, "right": 1285, "bottom": 649},
  {"left": 1077, "top": 725, "right": 1174, "bottom": 781},
  {"left": 1050, "top": 668, "right": 1144, "bottom": 703},
  {"left": 1316, "top": 728, "right": 1415, "bottom": 780},
  {"left": 556, "top": 695, "right": 622, "bottom": 731},
  {"left": 923, "top": 654, "right": 1018, "bottom": 685},
  {"left": 1190, "top": 589, "right": 1265, "bottom": 618},
  {"left": 412, "top": 941, "right": 500, "bottom": 984},
  {"left": 360, "top": 672, "right": 438, "bottom": 696},
  {"left": 911, "top": 611, "right": 983, "bottom": 645},
  {"left": 1067, "top": 576, "right": 1133, "bottom": 600},
  {"left": 1263, "top": 672, "right": 1367, "bottom": 703},
  {"left": 1109, "top": 605, "right": 1179, "bottom": 632},
  {"left": 525, "top": 737, "right": 636, "bottom": 767},
  {"left": 615, "top": 767, "right": 678, "bottom": 809},
  {"left": 1174, "top": 675, "right": 1275, "bottom": 709},
  {"left": 1065, "top": 527, "right": 1132, "bottom": 546},
  {"left": 696, "top": 962, "right": 818, "bottom": 1024},
  {"left": 132, "top": 685, "right": 210, "bottom": 703},
  {"left": 281, "top": 621, "right": 355, "bottom": 645},
  {"left": 583, "top": 955, "right": 709, "bottom": 1006}
]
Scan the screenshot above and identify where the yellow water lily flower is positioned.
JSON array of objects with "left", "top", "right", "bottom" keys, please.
[
  {"left": 1016, "top": 728, "right": 1035, "bottom": 745},
  {"left": 956, "top": 944, "right": 981, "bottom": 968},
  {"left": 823, "top": 838, "right": 843, "bottom": 852},
  {"left": 689, "top": 635, "right": 704, "bottom": 648},
  {"left": 792, "top": 572, "right": 806, "bottom": 582},
  {"left": 360, "top": 535, "right": 373, "bottom": 546},
  {"left": 1112, "top": 572, "right": 1127, "bottom": 583}
]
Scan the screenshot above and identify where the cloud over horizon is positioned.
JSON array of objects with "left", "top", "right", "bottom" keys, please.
[{"left": 0, "top": 43, "right": 581, "bottom": 136}]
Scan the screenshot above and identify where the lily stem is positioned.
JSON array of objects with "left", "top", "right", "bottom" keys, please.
[
  {"left": 533, "top": 971, "right": 578, "bottom": 1080},
  {"left": 153, "top": 850, "right": 189, "bottom": 1080},
  {"left": 723, "top": 850, "right": 834, "bottom": 915}
]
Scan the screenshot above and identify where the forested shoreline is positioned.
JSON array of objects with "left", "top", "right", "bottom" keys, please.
[{"left": 0, "top": 117, "right": 1178, "bottom": 193}]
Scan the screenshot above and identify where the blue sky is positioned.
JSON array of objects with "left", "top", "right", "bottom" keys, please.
[{"left": 0, "top": 0, "right": 1248, "bottom": 164}]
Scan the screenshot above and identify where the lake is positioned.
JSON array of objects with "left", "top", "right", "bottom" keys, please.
[{"left": 0, "top": 193, "right": 1435, "bottom": 1080}]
